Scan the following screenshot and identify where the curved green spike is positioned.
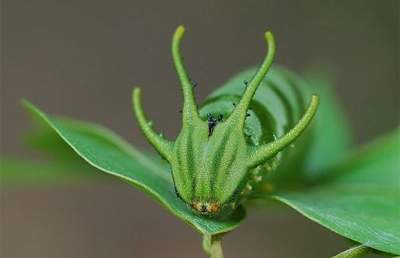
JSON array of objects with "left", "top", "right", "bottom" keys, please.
[
  {"left": 132, "top": 88, "right": 173, "bottom": 161},
  {"left": 248, "top": 95, "right": 319, "bottom": 168},
  {"left": 172, "top": 25, "right": 199, "bottom": 122},
  {"left": 228, "top": 31, "right": 276, "bottom": 126},
  {"left": 131, "top": 27, "right": 320, "bottom": 219}
]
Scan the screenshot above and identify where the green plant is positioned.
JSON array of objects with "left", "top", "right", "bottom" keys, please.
[
  {"left": 134, "top": 26, "right": 318, "bottom": 217},
  {"left": 4, "top": 26, "right": 399, "bottom": 257}
]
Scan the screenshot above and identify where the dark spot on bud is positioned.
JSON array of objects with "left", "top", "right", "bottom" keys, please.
[{"left": 207, "top": 113, "right": 219, "bottom": 137}]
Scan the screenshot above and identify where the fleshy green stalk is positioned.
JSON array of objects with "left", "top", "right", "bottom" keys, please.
[{"left": 203, "top": 234, "right": 224, "bottom": 258}]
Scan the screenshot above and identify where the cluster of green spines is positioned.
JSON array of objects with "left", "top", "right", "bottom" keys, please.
[{"left": 133, "top": 26, "right": 319, "bottom": 217}]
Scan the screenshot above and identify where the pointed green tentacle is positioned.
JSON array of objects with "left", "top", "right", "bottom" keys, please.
[
  {"left": 132, "top": 88, "right": 174, "bottom": 161},
  {"left": 248, "top": 95, "right": 319, "bottom": 168},
  {"left": 172, "top": 25, "right": 199, "bottom": 122},
  {"left": 228, "top": 31, "right": 276, "bottom": 127}
]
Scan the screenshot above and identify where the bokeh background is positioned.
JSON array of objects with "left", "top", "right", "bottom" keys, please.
[{"left": 1, "top": 0, "right": 399, "bottom": 257}]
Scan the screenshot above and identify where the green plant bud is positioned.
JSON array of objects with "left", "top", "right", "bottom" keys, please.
[{"left": 132, "top": 26, "right": 319, "bottom": 217}]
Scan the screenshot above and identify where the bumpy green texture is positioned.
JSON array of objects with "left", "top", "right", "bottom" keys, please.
[
  {"left": 275, "top": 129, "right": 400, "bottom": 255},
  {"left": 22, "top": 101, "right": 245, "bottom": 235},
  {"left": 205, "top": 67, "right": 353, "bottom": 193},
  {"left": 133, "top": 26, "right": 319, "bottom": 216}
]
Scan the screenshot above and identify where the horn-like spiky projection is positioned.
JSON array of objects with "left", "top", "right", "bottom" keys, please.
[
  {"left": 172, "top": 26, "right": 199, "bottom": 122},
  {"left": 132, "top": 88, "right": 173, "bottom": 161},
  {"left": 132, "top": 26, "right": 320, "bottom": 217},
  {"left": 247, "top": 95, "right": 319, "bottom": 168},
  {"left": 228, "top": 31, "right": 276, "bottom": 127}
]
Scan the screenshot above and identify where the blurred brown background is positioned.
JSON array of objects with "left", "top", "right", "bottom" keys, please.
[{"left": 1, "top": 0, "right": 399, "bottom": 257}]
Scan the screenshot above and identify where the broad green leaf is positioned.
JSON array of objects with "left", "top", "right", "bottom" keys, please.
[
  {"left": 24, "top": 104, "right": 99, "bottom": 167},
  {"left": 274, "top": 129, "right": 400, "bottom": 255},
  {"left": 1, "top": 108, "right": 156, "bottom": 186},
  {"left": 22, "top": 101, "right": 245, "bottom": 235},
  {"left": 0, "top": 105, "right": 104, "bottom": 186}
]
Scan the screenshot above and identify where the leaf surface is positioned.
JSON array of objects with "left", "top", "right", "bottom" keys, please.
[{"left": 274, "top": 129, "right": 400, "bottom": 255}]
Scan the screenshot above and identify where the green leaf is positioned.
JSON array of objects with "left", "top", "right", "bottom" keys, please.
[
  {"left": 274, "top": 129, "right": 400, "bottom": 255},
  {"left": 0, "top": 107, "right": 104, "bottom": 186},
  {"left": 24, "top": 103, "right": 99, "bottom": 168},
  {"left": 21, "top": 100, "right": 245, "bottom": 235}
]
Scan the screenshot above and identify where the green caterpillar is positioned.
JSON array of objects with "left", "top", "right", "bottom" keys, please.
[{"left": 133, "top": 26, "right": 319, "bottom": 217}]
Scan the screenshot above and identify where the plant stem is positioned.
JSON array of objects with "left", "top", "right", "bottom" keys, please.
[
  {"left": 331, "top": 245, "right": 371, "bottom": 258},
  {"left": 203, "top": 234, "right": 224, "bottom": 258}
]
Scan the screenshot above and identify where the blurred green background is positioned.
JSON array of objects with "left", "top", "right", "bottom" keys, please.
[{"left": 1, "top": 0, "right": 398, "bottom": 257}]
